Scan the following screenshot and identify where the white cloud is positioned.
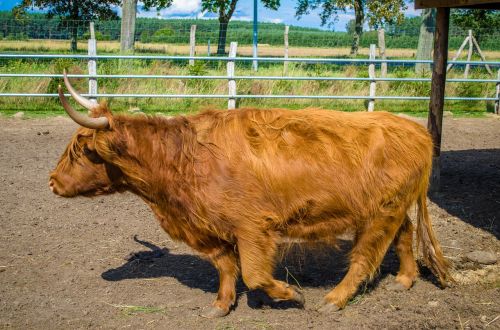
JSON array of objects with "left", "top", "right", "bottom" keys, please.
[
  {"left": 266, "top": 18, "right": 283, "bottom": 24},
  {"left": 232, "top": 15, "right": 252, "bottom": 21},
  {"left": 165, "top": 0, "right": 201, "bottom": 15},
  {"left": 137, "top": 0, "right": 201, "bottom": 18}
]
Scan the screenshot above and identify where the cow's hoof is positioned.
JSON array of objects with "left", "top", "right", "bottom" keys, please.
[
  {"left": 292, "top": 288, "right": 305, "bottom": 306},
  {"left": 272, "top": 287, "right": 305, "bottom": 306},
  {"left": 200, "top": 306, "right": 229, "bottom": 318},
  {"left": 317, "top": 301, "right": 341, "bottom": 314},
  {"left": 385, "top": 281, "right": 410, "bottom": 292}
]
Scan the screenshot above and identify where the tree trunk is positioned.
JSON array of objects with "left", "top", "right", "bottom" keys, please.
[
  {"left": 71, "top": 23, "right": 78, "bottom": 52},
  {"left": 350, "top": 0, "right": 364, "bottom": 56},
  {"left": 416, "top": 8, "right": 436, "bottom": 74},
  {"left": 120, "top": 0, "right": 138, "bottom": 52},
  {"left": 217, "top": 20, "right": 229, "bottom": 55}
]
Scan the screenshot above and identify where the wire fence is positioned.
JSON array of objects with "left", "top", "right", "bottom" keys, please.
[{"left": 1, "top": 16, "right": 500, "bottom": 52}]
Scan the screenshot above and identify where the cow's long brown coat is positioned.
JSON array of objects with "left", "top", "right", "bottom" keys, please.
[{"left": 50, "top": 104, "right": 450, "bottom": 317}]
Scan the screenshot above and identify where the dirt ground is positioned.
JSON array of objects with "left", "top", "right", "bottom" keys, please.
[{"left": 0, "top": 113, "right": 499, "bottom": 330}]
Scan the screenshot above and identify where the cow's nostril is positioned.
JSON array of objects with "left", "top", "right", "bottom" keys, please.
[{"left": 48, "top": 179, "right": 56, "bottom": 193}]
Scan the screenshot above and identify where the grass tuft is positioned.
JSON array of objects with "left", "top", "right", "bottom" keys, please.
[{"left": 110, "top": 304, "right": 166, "bottom": 316}]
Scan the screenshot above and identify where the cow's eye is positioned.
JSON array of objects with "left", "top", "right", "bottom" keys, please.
[
  {"left": 83, "top": 145, "right": 104, "bottom": 164},
  {"left": 83, "top": 145, "right": 91, "bottom": 155}
]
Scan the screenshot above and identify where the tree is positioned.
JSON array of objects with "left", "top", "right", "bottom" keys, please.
[
  {"left": 415, "top": 8, "right": 436, "bottom": 74},
  {"left": 13, "top": 0, "right": 120, "bottom": 52},
  {"left": 120, "top": 0, "right": 280, "bottom": 54},
  {"left": 202, "top": 0, "right": 280, "bottom": 55},
  {"left": 296, "top": 0, "right": 407, "bottom": 55},
  {"left": 451, "top": 9, "right": 500, "bottom": 44},
  {"left": 120, "top": 0, "right": 172, "bottom": 52}
]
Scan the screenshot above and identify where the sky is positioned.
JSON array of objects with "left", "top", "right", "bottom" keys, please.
[{"left": 0, "top": 0, "right": 421, "bottom": 31}]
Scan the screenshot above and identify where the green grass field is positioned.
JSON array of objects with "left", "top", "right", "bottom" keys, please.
[{"left": 0, "top": 55, "right": 497, "bottom": 117}]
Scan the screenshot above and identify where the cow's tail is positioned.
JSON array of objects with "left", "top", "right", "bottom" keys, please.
[{"left": 416, "top": 188, "right": 451, "bottom": 287}]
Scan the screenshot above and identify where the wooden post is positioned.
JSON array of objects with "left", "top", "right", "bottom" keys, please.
[
  {"left": 227, "top": 42, "right": 237, "bottom": 110},
  {"left": 378, "top": 28, "right": 387, "bottom": 78},
  {"left": 368, "top": 44, "right": 376, "bottom": 112},
  {"left": 428, "top": 7, "right": 450, "bottom": 193},
  {"left": 189, "top": 25, "right": 196, "bottom": 66},
  {"left": 88, "top": 22, "right": 97, "bottom": 105},
  {"left": 495, "top": 69, "right": 500, "bottom": 115},
  {"left": 284, "top": 25, "right": 289, "bottom": 76},
  {"left": 471, "top": 36, "right": 493, "bottom": 75},
  {"left": 446, "top": 35, "right": 469, "bottom": 72},
  {"left": 207, "top": 39, "right": 211, "bottom": 56},
  {"left": 464, "top": 30, "right": 473, "bottom": 78}
]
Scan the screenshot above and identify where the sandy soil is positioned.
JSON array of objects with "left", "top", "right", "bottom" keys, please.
[{"left": 0, "top": 113, "right": 499, "bottom": 329}]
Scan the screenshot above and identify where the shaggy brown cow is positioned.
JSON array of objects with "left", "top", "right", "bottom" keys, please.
[{"left": 49, "top": 72, "right": 450, "bottom": 318}]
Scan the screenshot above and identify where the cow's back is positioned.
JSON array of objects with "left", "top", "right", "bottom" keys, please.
[{"left": 191, "top": 108, "right": 432, "bottom": 229}]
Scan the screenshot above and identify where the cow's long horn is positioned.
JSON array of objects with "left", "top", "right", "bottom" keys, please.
[
  {"left": 63, "top": 69, "right": 96, "bottom": 110},
  {"left": 58, "top": 85, "right": 109, "bottom": 129}
]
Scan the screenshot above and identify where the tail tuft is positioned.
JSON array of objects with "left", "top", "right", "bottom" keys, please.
[{"left": 416, "top": 191, "right": 452, "bottom": 287}]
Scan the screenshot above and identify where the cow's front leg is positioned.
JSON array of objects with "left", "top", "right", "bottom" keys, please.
[
  {"left": 237, "top": 232, "right": 304, "bottom": 306},
  {"left": 201, "top": 245, "right": 239, "bottom": 318}
]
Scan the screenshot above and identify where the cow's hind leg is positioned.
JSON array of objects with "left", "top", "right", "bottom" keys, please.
[
  {"left": 389, "top": 215, "right": 418, "bottom": 290},
  {"left": 202, "top": 245, "right": 240, "bottom": 318},
  {"left": 319, "top": 211, "right": 406, "bottom": 313},
  {"left": 237, "top": 233, "right": 304, "bottom": 306}
]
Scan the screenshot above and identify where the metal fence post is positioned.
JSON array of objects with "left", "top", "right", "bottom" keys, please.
[
  {"left": 189, "top": 25, "right": 196, "bottom": 66},
  {"left": 368, "top": 44, "right": 376, "bottom": 112},
  {"left": 252, "top": 0, "right": 258, "bottom": 72},
  {"left": 495, "top": 69, "right": 500, "bottom": 115},
  {"left": 88, "top": 22, "right": 97, "bottom": 104},
  {"left": 227, "top": 42, "right": 237, "bottom": 110}
]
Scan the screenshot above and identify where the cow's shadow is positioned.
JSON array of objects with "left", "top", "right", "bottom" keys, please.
[
  {"left": 429, "top": 149, "right": 500, "bottom": 239},
  {"left": 102, "top": 236, "right": 407, "bottom": 310}
]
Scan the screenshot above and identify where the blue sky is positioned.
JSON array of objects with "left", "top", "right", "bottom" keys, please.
[{"left": 0, "top": 0, "right": 420, "bottom": 31}]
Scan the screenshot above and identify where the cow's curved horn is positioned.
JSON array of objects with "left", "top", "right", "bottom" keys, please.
[
  {"left": 58, "top": 85, "right": 109, "bottom": 129},
  {"left": 63, "top": 69, "right": 96, "bottom": 110}
]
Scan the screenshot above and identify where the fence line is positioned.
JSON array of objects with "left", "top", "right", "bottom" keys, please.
[
  {"left": 1, "top": 50, "right": 499, "bottom": 110},
  {"left": 0, "top": 93, "right": 496, "bottom": 101},
  {"left": 1, "top": 53, "right": 499, "bottom": 65},
  {"left": 1, "top": 73, "right": 496, "bottom": 83},
  {"left": 2, "top": 17, "right": 500, "bottom": 51}
]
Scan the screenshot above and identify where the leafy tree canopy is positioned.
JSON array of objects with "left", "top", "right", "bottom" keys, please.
[
  {"left": 141, "top": 0, "right": 173, "bottom": 11},
  {"left": 199, "top": 0, "right": 280, "bottom": 54},
  {"left": 202, "top": 0, "right": 280, "bottom": 22},
  {"left": 451, "top": 9, "right": 500, "bottom": 33},
  {"left": 13, "top": 0, "right": 120, "bottom": 21},
  {"left": 296, "top": 0, "right": 407, "bottom": 29}
]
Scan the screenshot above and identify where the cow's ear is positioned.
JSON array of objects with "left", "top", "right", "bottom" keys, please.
[
  {"left": 88, "top": 101, "right": 114, "bottom": 129},
  {"left": 89, "top": 101, "right": 113, "bottom": 118}
]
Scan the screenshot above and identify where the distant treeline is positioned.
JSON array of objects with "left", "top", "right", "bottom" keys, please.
[{"left": 1, "top": 12, "right": 499, "bottom": 50}]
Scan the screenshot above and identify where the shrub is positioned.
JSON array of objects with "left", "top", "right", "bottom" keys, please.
[
  {"left": 82, "top": 30, "right": 111, "bottom": 41},
  {"left": 150, "top": 27, "right": 175, "bottom": 43}
]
